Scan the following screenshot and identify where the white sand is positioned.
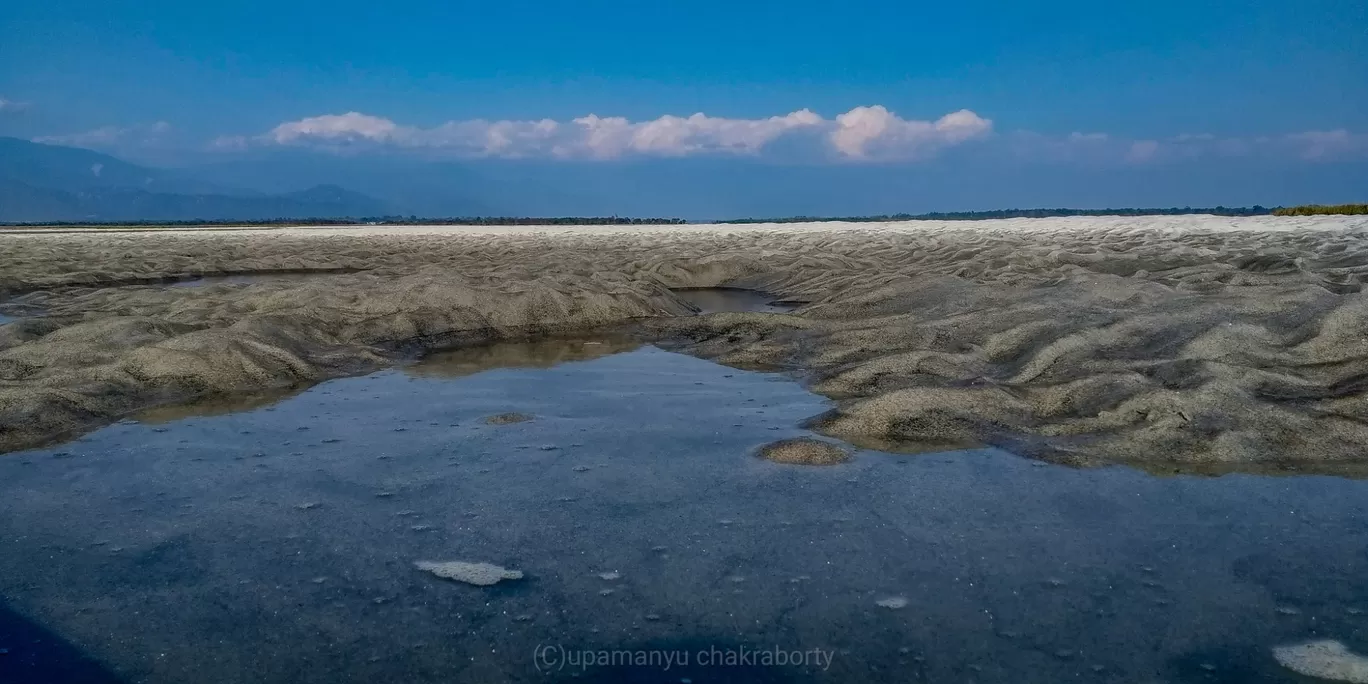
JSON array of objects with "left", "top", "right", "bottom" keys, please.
[
  {"left": 1273, "top": 640, "right": 1368, "bottom": 683},
  {"left": 415, "top": 560, "right": 523, "bottom": 586}
]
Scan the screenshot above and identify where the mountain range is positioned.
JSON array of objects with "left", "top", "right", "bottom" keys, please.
[{"left": 0, "top": 137, "right": 390, "bottom": 222}]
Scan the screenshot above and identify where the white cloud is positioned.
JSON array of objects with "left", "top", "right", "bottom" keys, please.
[
  {"left": 1125, "top": 139, "right": 1160, "bottom": 163},
  {"left": 33, "top": 126, "right": 130, "bottom": 147},
  {"left": 1285, "top": 129, "right": 1368, "bottom": 160},
  {"left": 1004, "top": 130, "right": 1120, "bottom": 163},
  {"left": 425, "top": 118, "right": 562, "bottom": 157},
  {"left": 1007, "top": 127, "right": 1368, "bottom": 165},
  {"left": 210, "top": 108, "right": 1368, "bottom": 166},
  {"left": 263, "top": 112, "right": 565, "bottom": 156},
  {"left": 242, "top": 106, "right": 988, "bottom": 161},
  {"left": 33, "top": 121, "right": 173, "bottom": 149},
  {"left": 210, "top": 134, "right": 249, "bottom": 150},
  {"left": 268, "top": 112, "right": 400, "bottom": 144},
  {"left": 566, "top": 109, "right": 823, "bottom": 158},
  {"left": 0, "top": 97, "right": 30, "bottom": 113},
  {"left": 1149, "top": 130, "right": 1368, "bottom": 162},
  {"left": 829, "top": 106, "right": 993, "bottom": 160}
]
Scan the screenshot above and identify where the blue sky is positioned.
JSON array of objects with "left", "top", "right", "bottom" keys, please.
[{"left": 1, "top": 0, "right": 1366, "bottom": 211}]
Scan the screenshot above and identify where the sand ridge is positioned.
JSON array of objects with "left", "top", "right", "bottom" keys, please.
[{"left": 2, "top": 216, "right": 1367, "bottom": 470}]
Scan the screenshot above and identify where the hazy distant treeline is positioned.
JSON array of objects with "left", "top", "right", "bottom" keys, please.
[
  {"left": 375, "top": 216, "right": 690, "bottom": 225},
  {"left": 7, "top": 206, "right": 1366, "bottom": 229},
  {"left": 717, "top": 206, "right": 1277, "bottom": 224},
  {"left": 1271, "top": 204, "right": 1368, "bottom": 216},
  {"left": 0, "top": 216, "right": 690, "bottom": 228}
]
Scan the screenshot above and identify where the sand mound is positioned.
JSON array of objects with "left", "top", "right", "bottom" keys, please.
[
  {"left": 758, "top": 437, "right": 851, "bottom": 465},
  {"left": 875, "top": 596, "right": 909, "bottom": 609},
  {"left": 415, "top": 560, "right": 523, "bottom": 586},
  {"left": 1273, "top": 640, "right": 1368, "bottom": 683},
  {"left": 0, "top": 261, "right": 685, "bottom": 451},
  {"left": 484, "top": 412, "right": 534, "bottom": 425},
  {"left": 3, "top": 217, "right": 1368, "bottom": 471}
]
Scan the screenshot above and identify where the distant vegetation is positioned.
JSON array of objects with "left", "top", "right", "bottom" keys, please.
[
  {"left": 8, "top": 205, "right": 1366, "bottom": 229},
  {"left": 1271, "top": 204, "right": 1368, "bottom": 216},
  {"left": 0, "top": 216, "right": 690, "bottom": 228},
  {"left": 717, "top": 206, "right": 1276, "bottom": 224},
  {"left": 369, "top": 216, "right": 689, "bottom": 226}
]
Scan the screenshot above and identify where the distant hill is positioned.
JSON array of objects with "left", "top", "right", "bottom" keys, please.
[
  {"left": 0, "top": 137, "right": 391, "bottom": 221},
  {"left": 0, "top": 137, "right": 230, "bottom": 195},
  {"left": 0, "top": 178, "right": 392, "bottom": 222}
]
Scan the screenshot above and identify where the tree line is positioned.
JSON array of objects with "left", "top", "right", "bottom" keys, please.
[
  {"left": 1271, "top": 204, "right": 1368, "bottom": 216},
  {"left": 0, "top": 216, "right": 690, "bottom": 228},
  {"left": 6, "top": 205, "right": 1365, "bottom": 229},
  {"left": 717, "top": 206, "right": 1278, "bottom": 223}
]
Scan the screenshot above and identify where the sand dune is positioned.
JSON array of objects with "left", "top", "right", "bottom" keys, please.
[{"left": 2, "top": 216, "right": 1367, "bottom": 471}]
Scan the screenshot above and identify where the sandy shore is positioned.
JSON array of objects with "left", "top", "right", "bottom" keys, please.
[{"left": 2, "top": 216, "right": 1367, "bottom": 470}]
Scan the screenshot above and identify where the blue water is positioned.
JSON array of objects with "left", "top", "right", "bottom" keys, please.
[
  {"left": 672, "top": 288, "right": 798, "bottom": 314},
  {"left": 0, "top": 342, "right": 1364, "bottom": 683}
]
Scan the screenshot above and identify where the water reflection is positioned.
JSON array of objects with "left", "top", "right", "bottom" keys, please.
[
  {"left": 408, "top": 335, "right": 641, "bottom": 379},
  {"left": 672, "top": 288, "right": 800, "bottom": 314},
  {"left": 127, "top": 336, "right": 641, "bottom": 423},
  {"left": 133, "top": 386, "right": 308, "bottom": 424}
]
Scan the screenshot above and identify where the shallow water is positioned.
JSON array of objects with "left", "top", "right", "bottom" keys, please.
[
  {"left": 132, "top": 337, "right": 643, "bottom": 425},
  {"left": 165, "top": 272, "right": 343, "bottom": 288},
  {"left": 672, "top": 288, "right": 799, "bottom": 314},
  {"left": 0, "top": 344, "right": 1365, "bottom": 684},
  {"left": 0, "top": 292, "right": 40, "bottom": 323}
]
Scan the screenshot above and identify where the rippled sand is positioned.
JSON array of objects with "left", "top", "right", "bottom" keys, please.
[{"left": 2, "top": 216, "right": 1367, "bottom": 470}]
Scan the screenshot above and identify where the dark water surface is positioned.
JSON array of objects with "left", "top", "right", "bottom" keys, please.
[
  {"left": 0, "top": 293, "right": 40, "bottom": 323},
  {"left": 672, "top": 288, "right": 799, "bottom": 314},
  {"left": 1, "top": 343, "right": 1365, "bottom": 684},
  {"left": 165, "top": 273, "right": 342, "bottom": 288}
]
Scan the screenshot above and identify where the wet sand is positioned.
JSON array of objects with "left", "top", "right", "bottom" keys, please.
[
  {"left": 2, "top": 217, "right": 1368, "bottom": 470},
  {"left": 1, "top": 345, "right": 1365, "bottom": 684}
]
